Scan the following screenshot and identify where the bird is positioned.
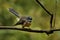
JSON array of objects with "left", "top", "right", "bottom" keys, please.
[{"left": 9, "top": 8, "right": 32, "bottom": 28}]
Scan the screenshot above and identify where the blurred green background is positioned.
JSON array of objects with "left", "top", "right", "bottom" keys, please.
[{"left": 0, "top": 0, "right": 60, "bottom": 40}]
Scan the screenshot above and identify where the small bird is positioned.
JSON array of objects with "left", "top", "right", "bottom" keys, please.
[
  {"left": 9, "top": 8, "right": 32, "bottom": 28},
  {"left": 15, "top": 16, "right": 32, "bottom": 28}
]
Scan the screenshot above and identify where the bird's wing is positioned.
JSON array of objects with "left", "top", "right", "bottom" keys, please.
[{"left": 9, "top": 8, "right": 20, "bottom": 18}]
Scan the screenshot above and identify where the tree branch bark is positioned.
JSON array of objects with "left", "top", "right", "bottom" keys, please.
[
  {"left": 36, "top": 0, "right": 54, "bottom": 29},
  {"left": 36, "top": 0, "right": 52, "bottom": 16},
  {"left": 0, "top": 26, "right": 60, "bottom": 35}
]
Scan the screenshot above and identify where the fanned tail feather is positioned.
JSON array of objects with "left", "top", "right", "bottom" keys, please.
[{"left": 9, "top": 8, "right": 20, "bottom": 18}]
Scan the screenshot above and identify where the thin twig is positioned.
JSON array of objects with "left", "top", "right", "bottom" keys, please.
[
  {"left": 50, "top": 14, "right": 53, "bottom": 29},
  {"left": 36, "top": 0, "right": 52, "bottom": 16}
]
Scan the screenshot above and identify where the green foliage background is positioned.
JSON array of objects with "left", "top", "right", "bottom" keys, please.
[{"left": 0, "top": 0, "right": 60, "bottom": 40}]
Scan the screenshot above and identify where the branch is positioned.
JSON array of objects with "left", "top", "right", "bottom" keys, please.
[
  {"left": 50, "top": 14, "right": 53, "bottom": 29},
  {"left": 0, "top": 26, "right": 60, "bottom": 35},
  {"left": 36, "top": 0, "right": 52, "bottom": 16},
  {"left": 36, "top": 0, "right": 54, "bottom": 29},
  {"left": 0, "top": 26, "right": 47, "bottom": 33}
]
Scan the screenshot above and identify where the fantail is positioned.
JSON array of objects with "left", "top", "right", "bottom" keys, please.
[{"left": 9, "top": 8, "right": 32, "bottom": 28}]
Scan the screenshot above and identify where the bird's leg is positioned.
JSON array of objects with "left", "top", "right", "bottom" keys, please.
[
  {"left": 22, "top": 22, "right": 26, "bottom": 29},
  {"left": 22, "top": 26, "right": 25, "bottom": 28}
]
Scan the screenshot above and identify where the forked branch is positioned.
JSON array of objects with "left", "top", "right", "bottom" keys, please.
[{"left": 36, "top": 0, "right": 53, "bottom": 29}]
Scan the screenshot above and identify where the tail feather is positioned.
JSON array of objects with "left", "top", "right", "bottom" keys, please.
[{"left": 9, "top": 8, "right": 20, "bottom": 18}]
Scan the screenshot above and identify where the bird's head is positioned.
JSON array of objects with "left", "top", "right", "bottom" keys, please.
[{"left": 26, "top": 16, "right": 32, "bottom": 22}]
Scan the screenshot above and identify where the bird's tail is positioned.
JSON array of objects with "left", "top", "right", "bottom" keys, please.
[{"left": 9, "top": 8, "right": 20, "bottom": 18}]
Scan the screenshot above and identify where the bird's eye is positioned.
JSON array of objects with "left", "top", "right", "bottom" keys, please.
[
  {"left": 30, "top": 17, "right": 32, "bottom": 20},
  {"left": 27, "top": 17, "right": 32, "bottom": 20}
]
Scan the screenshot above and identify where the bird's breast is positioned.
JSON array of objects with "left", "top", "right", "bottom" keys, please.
[{"left": 23, "top": 22, "right": 31, "bottom": 27}]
